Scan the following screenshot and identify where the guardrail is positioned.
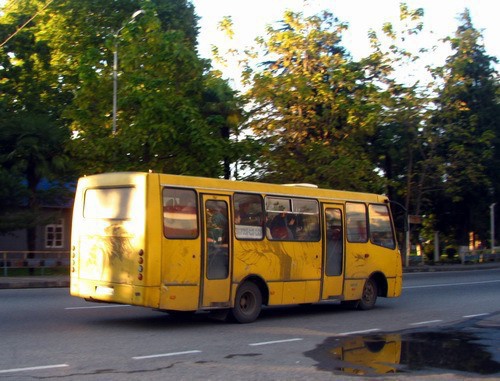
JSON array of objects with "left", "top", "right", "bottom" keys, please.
[
  {"left": 407, "top": 249, "right": 500, "bottom": 266},
  {"left": 1, "top": 251, "right": 70, "bottom": 276},
  {"left": 460, "top": 249, "right": 500, "bottom": 264}
]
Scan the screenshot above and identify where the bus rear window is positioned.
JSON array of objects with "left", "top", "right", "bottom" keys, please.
[
  {"left": 83, "top": 187, "right": 136, "bottom": 219},
  {"left": 163, "top": 188, "right": 198, "bottom": 239}
]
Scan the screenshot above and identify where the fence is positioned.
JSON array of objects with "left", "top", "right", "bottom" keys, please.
[
  {"left": 1, "top": 251, "right": 70, "bottom": 276},
  {"left": 460, "top": 248, "right": 500, "bottom": 264},
  {"left": 408, "top": 248, "right": 500, "bottom": 266}
]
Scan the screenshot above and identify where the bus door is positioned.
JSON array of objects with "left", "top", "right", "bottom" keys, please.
[
  {"left": 321, "top": 204, "right": 344, "bottom": 299},
  {"left": 201, "top": 195, "right": 231, "bottom": 308}
]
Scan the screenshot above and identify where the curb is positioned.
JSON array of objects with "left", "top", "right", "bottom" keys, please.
[
  {"left": 0, "top": 277, "right": 70, "bottom": 289},
  {"left": 403, "top": 263, "right": 500, "bottom": 273},
  {"left": 1, "top": 263, "right": 499, "bottom": 289}
]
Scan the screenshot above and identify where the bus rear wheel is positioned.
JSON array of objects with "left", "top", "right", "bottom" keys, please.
[
  {"left": 230, "top": 282, "right": 262, "bottom": 323},
  {"left": 358, "top": 278, "right": 378, "bottom": 310}
]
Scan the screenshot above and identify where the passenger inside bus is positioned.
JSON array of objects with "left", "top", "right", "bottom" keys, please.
[
  {"left": 267, "top": 212, "right": 295, "bottom": 239},
  {"left": 326, "top": 225, "right": 343, "bottom": 275},
  {"left": 206, "top": 201, "right": 229, "bottom": 279}
]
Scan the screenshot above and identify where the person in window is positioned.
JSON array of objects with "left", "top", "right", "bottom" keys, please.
[
  {"left": 269, "top": 212, "right": 294, "bottom": 239},
  {"left": 235, "top": 202, "right": 251, "bottom": 225},
  {"left": 208, "top": 206, "right": 228, "bottom": 244},
  {"left": 326, "top": 225, "right": 343, "bottom": 275},
  {"left": 206, "top": 203, "right": 229, "bottom": 279},
  {"left": 286, "top": 213, "right": 298, "bottom": 238}
]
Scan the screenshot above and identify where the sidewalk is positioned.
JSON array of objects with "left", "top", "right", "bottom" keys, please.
[
  {"left": 1, "top": 262, "right": 500, "bottom": 289},
  {"left": 0, "top": 275, "right": 70, "bottom": 289}
]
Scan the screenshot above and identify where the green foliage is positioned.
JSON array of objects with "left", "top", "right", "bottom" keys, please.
[
  {"left": 0, "top": 0, "right": 74, "bottom": 239},
  {"left": 0, "top": 113, "right": 73, "bottom": 234},
  {"left": 245, "top": 10, "right": 384, "bottom": 191},
  {"left": 0, "top": 0, "right": 247, "bottom": 242},
  {"left": 429, "top": 10, "right": 499, "bottom": 244},
  {"left": 43, "top": 0, "right": 243, "bottom": 178}
]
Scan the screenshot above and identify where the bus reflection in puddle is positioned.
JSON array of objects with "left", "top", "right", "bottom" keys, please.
[
  {"left": 306, "top": 330, "right": 500, "bottom": 377},
  {"left": 316, "top": 334, "right": 401, "bottom": 376}
]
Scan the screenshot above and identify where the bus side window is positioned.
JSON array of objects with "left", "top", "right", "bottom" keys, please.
[
  {"left": 163, "top": 188, "right": 198, "bottom": 239},
  {"left": 265, "top": 197, "right": 292, "bottom": 240},
  {"left": 292, "top": 198, "right": 319, "bottom": 241},
  {"left": 346, "top": 202, "right": 368, "bottom": 243},
  {"left": 369, "top": 204, "right": 396, "bottom": 249},
  {"left": 234, "top": 193, "right": 264, "bottom": 240},
  {"left": 264, "top": 197, "right": 319, "bottom": 241}
]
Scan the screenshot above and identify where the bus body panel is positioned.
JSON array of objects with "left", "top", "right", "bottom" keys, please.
[
  {"left": 160, "top": 238, "right": 201, "bottom": 311},
  {"left": 232, "top": 241, "right": 322, "bottom": 281},
  {"left": 71, "top": 172, "right": 158, "bottom": 307},
  {"left": 160, "top": 285, "right": 200, "bottom": 311},
  {"left": 267, "top": 282, "right": 284, "bottom": 305}
]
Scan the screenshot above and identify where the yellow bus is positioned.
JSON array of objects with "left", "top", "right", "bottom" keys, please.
[{"left": 70, "top": 172, "right": 402, "bottom": 323}]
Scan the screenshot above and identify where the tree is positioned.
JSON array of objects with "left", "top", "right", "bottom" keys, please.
[
  {"left": 245, "top": 10, "right": 384, "bottom": 191},
  {"left": 362, "top": 4, "right": 438, "bottom": 242},
  {"left": 430, "top": 9, "right": 499, "bottom": 245},
  {"left": 0, "top": 0, "right": 73, "bottom": 247},
  {"left": 35, "top": 0, "right": 242, "bottom": 178},
  {"left": 1, "top": 0, "right": 252, "bottom": 236}
]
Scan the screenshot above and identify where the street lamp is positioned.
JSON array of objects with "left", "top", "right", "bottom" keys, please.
[
  {"left": 491, "top": 203, "right": 496, "bottom": 255},
  {"left": 112, "top": 10, "right": 144, "bottom": 135}
]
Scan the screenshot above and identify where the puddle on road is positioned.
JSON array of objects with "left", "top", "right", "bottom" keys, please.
[{"left": 305, "top": 329, "right": 500, "bottom": 377}]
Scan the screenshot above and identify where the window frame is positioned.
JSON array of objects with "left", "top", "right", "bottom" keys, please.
[
  {"left": 346, "top": 202, "right": 369, "bottom": 243},
  {"left": 45, "top": 219, "right": 64, "bottom": 249},
  {"left": 368, "top": 203, "right": 396, "bottom": 249},
  {"left": 265, "top": 196, "right": 320, "bottom": 242},
  {"left": 83, "top": 186, "right": 136, "bottom": 220},
  {"left": 233, "top": 193, "right": 265, "bottom": 241},
  {"left": 162, "top": 187, "right": 199, "bottom": 240}
]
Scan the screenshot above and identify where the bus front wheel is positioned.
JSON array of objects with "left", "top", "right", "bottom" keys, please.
[
  {"left": 358, "top": 278, "right": 378, "bottom": 310},
  {"left": 231, "top": 282, "right": 262, "bottom": 323}
]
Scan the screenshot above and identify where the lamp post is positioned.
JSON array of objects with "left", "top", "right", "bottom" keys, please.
[
  {"left": 491, "top": 203, "right": 496, "bottom": 255},
  {"left": 112, "top": 10, "right": 144, "bottom": 135}
]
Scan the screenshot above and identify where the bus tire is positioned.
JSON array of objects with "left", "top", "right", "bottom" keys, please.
[
  {"left": 231, "top": 282, "right": 262, "bottom": 324},
  {"left": 358, "top": 278, "right": 378, "bottom": 310}
]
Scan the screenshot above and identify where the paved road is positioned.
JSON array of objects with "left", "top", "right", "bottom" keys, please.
[
  {"left": 1, "top": 262, "right": 499, "bottom": 289},
  {"left": 1, "top": 268, "right": 499, "bottom": 380}
]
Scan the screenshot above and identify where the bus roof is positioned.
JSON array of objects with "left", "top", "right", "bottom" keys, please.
[{"left": 80, "top": 172, "right": 388, "bottom": 204}]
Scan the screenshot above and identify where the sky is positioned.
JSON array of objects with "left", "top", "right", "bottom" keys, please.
[
  {"left": 191, "top": 0, "right": 499, "bottom": 88},
  {"left": 1, "top": 1, "right": 498, "bottom": 87}
]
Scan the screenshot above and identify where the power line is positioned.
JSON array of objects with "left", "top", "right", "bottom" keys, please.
[{"left": 0, "top": 0, "right": 54, "bottom": 48}]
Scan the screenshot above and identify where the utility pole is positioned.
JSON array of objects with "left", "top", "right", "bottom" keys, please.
[
  {"left": 112, "top": 10, "right": 144, "bottom": 135},
  {"left": 491, "top": 203, "right": 496, "bottom": 255}
]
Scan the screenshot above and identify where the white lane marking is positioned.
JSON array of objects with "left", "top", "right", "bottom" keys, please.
[
  {"left": 133, "top": 350, "right": 201, "bottom": 360},
  {"left": 337, "top": 329, "right": 380, "bottom": 336},
  {"left": 463, "top": 313, "right": 489, "bottom": 318},
  {"left": 249, "top": 338, "right": 303, "bottom": 346},
  {"left": 409, "top": 320, "right": 443, "bottom": 326},
  {"left": 403, "top": 279, "right": 500, "bottom": 289},
  {"left": 65, "top": 305, "right": 131, "bottom": 310},
  {"left": 0, "top": 364, "right": 69, "bottom": 374}
]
